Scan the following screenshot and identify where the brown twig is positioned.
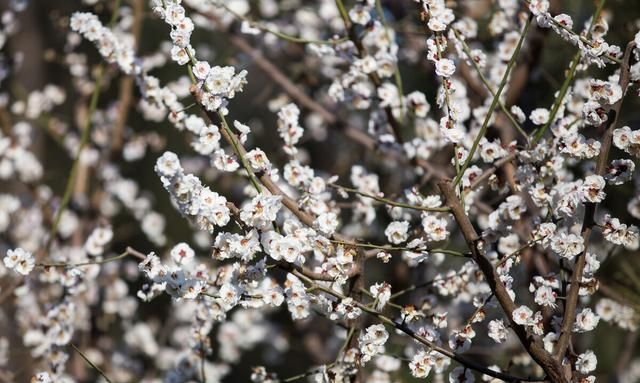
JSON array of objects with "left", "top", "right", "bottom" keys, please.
[
  {"left": 438, "top": 180, "right": 567, "bottom": 383},
  {"left": 218, "top": 24, "right": 449, "bottom": 180},
  {"left": 191, "top": 88, "right": 361, "bottom": 282},
  {"left": 554, "top": 41, "right": 636, "bottom": 363},
  {"left": 283, "top": 264, "right": 547, "bottom": 383},
  {"left": 334, "top": 0, "right": 404, "bottom": 144},
  {"left": 111, "top": 0, "right": 144, "bottom": 154},
  {"left": 468, "top": 152, "right": 517, "bottom": 191}
]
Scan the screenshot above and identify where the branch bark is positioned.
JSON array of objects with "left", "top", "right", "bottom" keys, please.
[
  {"left": 111, "top": 0, "right": 144, "bottom": 154},
  {"left": 438, "top": 180, "right": 567, "bottom": 383},
  {"left": 554, "top": 41, "right": 636, "bottom": 364}
]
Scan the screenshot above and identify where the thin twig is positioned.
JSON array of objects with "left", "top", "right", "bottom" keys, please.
[
  {"left": 453, "top": 16, "right": 532, "bottom": 187},
  {"left": 44, "top": 0, "right": 122, "bottom": 260},
  {"left": 334, "top": 0, "right": 404, "bottom": 144},
  {"left": 330, "top": 239, "right": 468, "bottom": 257},
  {"left": 201, "top": 16, "right": 449, "bottom": 179},
  {"left": 71, "top": 343, "right": 114, "bottom": 383},
  {"left": 468, "top": 152, "right": 517, "bottom": 191},
  {"left": 452, "top": 29, "right": 528, "bottom": 141},
  {"left": 111, "top": 0, "right": 144, "bottom": 153},
  {"left": 36, "top": 250, "right": 135, "bottom": 268},
  {"left": 329, "top": 183, "right": 450, "bottom": 213},
  {"left": 282, "top": 264, "right": 547, "bottom": 383},
  {"left": 215, "top": 1, "right": 346, "bottom": 45},
  {"left": 520, "top": 0, "right": 621, "bottom": 65},
  {"left": 531, "top": 0, "right": 607, "bottom": 144},
  {"left": 438, "top": 180, "right": 566, "bottom": 382},
  {"left": 554, "top": 40, "right": 636, "bottom": 363}
]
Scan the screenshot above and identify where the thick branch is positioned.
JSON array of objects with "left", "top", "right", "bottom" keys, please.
[
  {"left": 554, "top": 41, "right": 636, "bottom": 362},
  {"left": 438, "top": 180, "right": 567, "bottom": 383},
  {"left": 283, "top": 264, "right": 548, "bottom": 383}
]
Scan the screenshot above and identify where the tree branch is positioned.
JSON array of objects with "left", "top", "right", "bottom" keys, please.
[
  {"left": 554, "top": 41, "right": 636, "bottom": 363},
  {"left": 438, "top": 180, "right": 567, "bottom": 383}
]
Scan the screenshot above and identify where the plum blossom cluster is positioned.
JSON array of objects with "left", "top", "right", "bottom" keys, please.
[
  {"left": 155, "top": 151, "right": 231, "bottom": 232},
  {"left": 614, "top": 125, "right": 640, "bottom": 157},
  {"left": 528, "top": 0, "right": 622, "bottom": 67},
  {"left": 0, "top": 0, "right": 638, "bottom": 382},
  {"left": 0, "top": 122, "right": 44, "bottom": 183},
  {"left": 3, "top": 247, "right": 35, "bottom": 276},
  {"left": 70, "top": 12, "right": 136, "bottom": 74},
  {"left": 277, "top": 103, "right": 304, "bottom": 156},
  {"left": 356, "top": 324, "right": 388, "bottom": 365},
  {"left": 151, "top": 0, "right": 247, "bottom": 114}
]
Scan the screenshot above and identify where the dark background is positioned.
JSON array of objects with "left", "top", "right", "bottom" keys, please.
[{"left": 0, "top": 0, "right": 639, "bottom": 381}]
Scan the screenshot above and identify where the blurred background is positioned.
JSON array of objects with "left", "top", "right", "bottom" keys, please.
[{"left": 0, "top": 0, "right": 639, "bottom": 381}]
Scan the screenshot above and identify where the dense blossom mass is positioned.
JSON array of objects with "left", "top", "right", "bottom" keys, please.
[{"left": 0, "top": 0, "right": 639, "bottom": 382}]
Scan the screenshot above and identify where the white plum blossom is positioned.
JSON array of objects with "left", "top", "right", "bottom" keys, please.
[
  {"left": 422, "top": 214, "right": 449, "bottom": 242},
  {"left": 240, "top": 194, "right": 282, "bottom": 229},
  {"left": 529, "top": 108, "right": 550, "bottom": 125},
  {"left": 534, "top": 285, "right": 557, "bottom": 308},
  {"left": 488, "top": 319, "right": 508, "bottom": 343},
  {"left": 4, "top": 247, "right": 35, "bottom": 275},
  {"left": 170, "top": 242, "right": 195, "bottom": 265},
  {"left": 512, "top": 305, "right": 533, "bottom": 326},
  {"left": 358, "top": 324, "right": 388, "bottom": 365},
  {"left": 580, "top": 175, "right": 606, "bottom": 203},
  {"left": 384, "top": 221, "right": 410, "bottom": 244},
  {"left": 551, "top": 233, "right": 584, "bottom": 260},
  {"left": 369, "top": 282, "right": 391, "bottom": 311},
  {"left": 576, "top": 350, "right": 597, "bottom": 374},
  {"left": 574, "top": 308, "right": 600, "bottom": 333},
  {"left": 449, "top": 366, "right": 475, "bottom": 383},
  {"left": 435, "top": 59, "right": 456, "bottom": 77},
  {"left": 410, "top": 349, "right": 434, "bottom": 378},
  {"left": 613, "top": 125, "right": 640, "bottom": 157}
]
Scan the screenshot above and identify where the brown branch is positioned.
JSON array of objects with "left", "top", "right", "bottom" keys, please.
[
  {"left": 194, "top": 86, "right": 342, "bottom": 241},
  {"left": 334, "top": 0, "right": 404, "bottom": 144},
  {"left": 192, "top": 87, "right": 361, "bottom": 283},
  {"left": 554, "top": 41, "right": 636, "bottom": 363},
  {"left": 221, "top": 26, "right": 450, "bottom": 180},
  {"left": 111, "top": 0, "right": 144, "bottom": 154},
  {"left": 615, "top": 331, "right": 638, "bottom": 381},
  {"left": 438, "top": 180, "right": 567, "bottom": 383},
  {"left": 283, "top": 264, "right": 548, "bottom": 383},
  {"left": 457, "top": 60, "right": 488, "bottom": 99},
  {"left": 468, "top": 152, "right": 517, "bottom": 191}
]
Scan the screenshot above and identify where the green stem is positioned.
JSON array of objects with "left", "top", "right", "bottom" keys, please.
[
  {"left": 200, "top": 347, "right": 207, "bottom": 383},
  {"left": 71, "top": 343, "right": 114, "bottom": 383},
  {"left": 37, "top": 250, "right": 130, "bottom": 268},
  {"left": 453, "top": 29, "right": 528, "bottom": 141},
  {"left": 217, "top": 2, "right": 346, "bottom": 45},
  {"left": 185, "top": 52, "right": 264, "bottom": 196},
  {"left": 494, "top": 238, "right": 543, "bottom": 269},
  {"left": 330, "top": 239, "right": 467, "bottom": 257},
  {"left": 281, "top": 364, "right": 335, "bottom": 382},
  {"left": 330, "top": 239, "right": 411, "bottom": 251},
  {"left": 329, "top": 183, "right": 450, "bottom": 213},
  {"left": 45, "top": 0, "right": 122, "bottom": 255},
  {"left": 334, "top": 0, "right": 351, "bottom": 29},
  {"left": 453, "top": 16, "right": 532, "bottom": 187},
  {"left": 217, "top": 112, "right": 263, "bottom": 194},
  {"left": 531, "top": 0, "right": 607, "bottom": 144}
]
